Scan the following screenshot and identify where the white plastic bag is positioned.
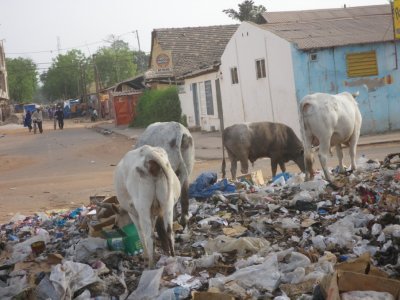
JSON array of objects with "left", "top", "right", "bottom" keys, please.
[
  {"left": 50, "top": 260, "right": 100, "bottom": 300},
  {"left": 209, "top": 254, "right": 281, "bottom": 293},
  {"left": 127, "top": 267, "right": 164, "bottom": 300}
]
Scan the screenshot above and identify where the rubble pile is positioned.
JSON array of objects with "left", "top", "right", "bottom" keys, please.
[{"left": 0, "top": 154, "right": 399, "bottom": 299}]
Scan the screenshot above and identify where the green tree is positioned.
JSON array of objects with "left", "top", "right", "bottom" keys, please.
[
  {"left": 41, "top": 49, "right": 88, "bottom": 101},
  {"left": 132, "top": 87, "right": 183, "bottom": 127},
  {"left": 6, "top": 57, "right": 38, "bottom": 103},
  {"left": 93, "top": 37, "right": 137, "bottom": 88},
  {"left": 223, "top": 0, "right": 267, "bottom": 24},
  {"left": 134, "top": 50, "right": 150, "bottom": 74}
]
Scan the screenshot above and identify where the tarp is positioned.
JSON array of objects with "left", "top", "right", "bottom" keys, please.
[{"left": 189, "top": 172, "right": 236, "bottom": 199}]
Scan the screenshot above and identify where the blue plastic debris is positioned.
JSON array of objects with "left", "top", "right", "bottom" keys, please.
[
  {"left": 8, "top": 234, "right": 19, "bottom": 242},
  {"left": 318, "top": 208, "right": 328, "bottom": 215},
  {"left": 189, "top": 172, "right": 236, "bottom": 199},
  {"left": 69, "top": 208, "right": 82, "bottom": 219},
  {"left": 272, "top": 172, "right": 292, "bottom": 182}
]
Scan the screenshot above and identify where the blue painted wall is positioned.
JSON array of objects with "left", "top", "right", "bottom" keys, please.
[{"left": 291, "top": 41, "right": 400, "bottom": 135}]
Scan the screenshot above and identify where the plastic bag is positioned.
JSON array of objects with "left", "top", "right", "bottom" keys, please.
[
  {"left": 0, "top": 275, "right": 28, "bottom": 299},
  {"left": 127, "top": 267, "right": 164, "bottom": 300},
  {"left": 35, "top": 276, "right": 59, "bottom": 300},
  {"left": 357, "top": 156, "right": 381, "bottom": 171},
  {"left": 50, "top": 260, "right": 100, "bottom": 299},
  {"left": 67, "top": 237, "right": 108, "bottom": 263},
  {"left": 279, "top": 252, "right": 311, "bottom": 273},
  {"left": 300, "top": 179, "right": 327, "bottom": 193},
  {"left": 204, "top": 235, "right": 270, "bottom": 255},
  {"left": 156, "top": 256, "right": 194, "bottom": 276},
  {"left": 209, "top": 254, "right": 281, "bottom": 293},
  {"left": 157, "top": 286, "right": 190, "bottom": 300},
  {"left": 341, "top": 290, "right": 394, "bottom": 300},
  {"left": 10, "top": 233, "right": 50, "bottom": 264}
]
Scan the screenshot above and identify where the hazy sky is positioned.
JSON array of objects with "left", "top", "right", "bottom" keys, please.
[{"left": 1, "top": 0, "right": 389, "bottom": 72}]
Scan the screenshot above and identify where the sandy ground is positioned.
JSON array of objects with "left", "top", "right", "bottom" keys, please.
[{"left": 0, "top": 119, "right": 220, "bottom": 224}]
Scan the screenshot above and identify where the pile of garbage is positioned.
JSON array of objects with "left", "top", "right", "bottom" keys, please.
[{"left": 0, "top": 153, "right": 399, "bottom": 299}]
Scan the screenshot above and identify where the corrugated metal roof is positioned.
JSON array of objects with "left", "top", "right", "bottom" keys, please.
[
  {"left": 258, "top": 5, "right": 393, "bottom": 50},
  {"left": 152, "top": 25, "right": 239, "bottom": 78}
]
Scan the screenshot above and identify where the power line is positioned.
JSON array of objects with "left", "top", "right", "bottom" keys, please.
[{"left": 4, "top": 31, "right": 146, "bottom": 56}]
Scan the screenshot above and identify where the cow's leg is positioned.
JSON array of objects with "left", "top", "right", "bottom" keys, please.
[
  {"left": 138, "top": 212, "right": 154, "bottom": 267},
  {"left": 165, "top": 215, "right": 175, "bottom": 257},
  {"left": 270, "top": 159, "right": 278, "bottom": 178},
  {"left": 348, "top": 133, "right": 359, "bottom": 171},
  {"left": 302, "top": 132, "right": 315, "bottom": 181},
  {"left": 279, "top": 161, "right": 286, "bottom": 173},
  {"left": 155, "top": 217, "right": 170, "bottom": 254},
  {"left": 226, "top": 150, "right": 238, "bottom": 179},
  {"left": 179, "top": 180, "right": 189, "bottom": 227},
  {"left": 318, "top": 138, "right": 332, "bottom": 182},
  {"left": 240, "top": 158, "right": 249, "bottom": 175},
  {"left": 335, "top": 144, "right": 345, "bottom": 173}
]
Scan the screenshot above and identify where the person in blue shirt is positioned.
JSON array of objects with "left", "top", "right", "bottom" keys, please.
[{"left": 23, "top": 110, "right": 32, "bottom": 132}]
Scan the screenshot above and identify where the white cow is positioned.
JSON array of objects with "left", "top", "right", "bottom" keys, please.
[
  {"left": 114, "top": 145, "right": 181, "bottom": 267},
  {"left": 299, "top": 92, "right": 362, "bottom": 181},
  {"left": 135, "top": 122, "right": 194, "bottom": 227}
]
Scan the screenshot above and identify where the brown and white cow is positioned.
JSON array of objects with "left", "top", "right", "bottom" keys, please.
[
  {"left": 222, "top": 122, "right": 305, "bottom": 179},
  {"left": 114, "top": 145, "right": 181, "bottom": 267},
  {"left": 135, "top": 122, "right": 194, "bottom": 227},
  {"left": 299, "top": 92, "right": 362, "bottom": 182}
]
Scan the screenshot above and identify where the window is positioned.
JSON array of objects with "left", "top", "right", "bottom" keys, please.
[
  {"left": 309, "top": 53, "right": 318, "bottom": 62},
  {"left": 346, "top": 51, "right": 378, "bottom": 78},
  {"left": 255, "top": 59, "right": 266, "bottom": 79},
  {"left": 230, "top": 67, "right": 239, "bottom": 84},
  {"left": 204, "top": 80, "right": 214, "bottom": 115}
]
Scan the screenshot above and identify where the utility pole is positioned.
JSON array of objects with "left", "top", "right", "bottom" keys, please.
[
  {"left": 57, "top": 36, "right": 61, "bottom": 54},
  {"left": 92, "top": 54, "right": 101, "bottom": 118},
  {"left": 135, "top": 30, "right": 141, "bottom": 52},
  {"left": 82, "top": 63, "right": 87, "bottom": 103}
]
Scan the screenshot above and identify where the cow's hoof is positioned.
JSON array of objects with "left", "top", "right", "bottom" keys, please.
[{"left": 179, "top": 214, "right": 189, "bottom": 228}]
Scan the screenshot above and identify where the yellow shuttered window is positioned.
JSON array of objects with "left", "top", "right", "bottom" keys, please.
[{"left": 346, "top": 51, "right": 378, "bottom": 78}]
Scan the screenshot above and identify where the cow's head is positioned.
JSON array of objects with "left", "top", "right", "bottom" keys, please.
[{"left": 292, "top": 148, "right": 306, "bottom": 173}]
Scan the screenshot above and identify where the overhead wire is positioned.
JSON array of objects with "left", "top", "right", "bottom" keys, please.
[{"left": 5, "top": 31, "right": 147, "bottom": 56}]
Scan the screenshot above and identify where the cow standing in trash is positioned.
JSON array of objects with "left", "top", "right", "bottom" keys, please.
[
  {"left": 299, "top": 92, "right": 362, "bottom": 182},
  {"left": 221, "top": 122, "right": 305, "bottom": 179},
  {"left": 114, "top": 145, "right": 181, "bottom": 267},
  {"left": 135, "top": 121, "right": 195, "bottom": 228}
]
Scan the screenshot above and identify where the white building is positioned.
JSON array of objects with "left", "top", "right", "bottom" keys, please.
[{"left": 219, "top": 21, "right": 300, "bottom": 136}]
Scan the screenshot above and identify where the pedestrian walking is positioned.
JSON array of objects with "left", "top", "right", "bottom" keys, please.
[
  {"left": 32, "top": 107, "right": 43, "bottom": 134},
  {"left": 23, "top": 110, "right": 33, "bottom": 132},
  {"left": 55, "top": 107, "right": 64, "bottom": 129}
]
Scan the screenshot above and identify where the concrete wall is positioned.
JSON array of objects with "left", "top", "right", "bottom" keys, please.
[
  {"left": 179, "top": 71, "right": 222, "bottom": 131},
  {"left": 292, "top": 41, "right": 400, "bottom": 135},
  {"left": 220, "top": 22, "right": 301, "bottom": 136}
]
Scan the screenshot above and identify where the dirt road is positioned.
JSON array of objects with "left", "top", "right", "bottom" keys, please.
[
  {"left": 0, "top": 120, "right": 220, "bottom": 223},
  {"left": 0, "top": 119, "right": 399, "bottom": 224}
]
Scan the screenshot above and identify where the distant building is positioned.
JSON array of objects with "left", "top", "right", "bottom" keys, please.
[
  {"left": 220, "top": 4, "right": 400, "bottom": 135},
  {"left": 0, "top": 40, "right": 9, "bottom": 122},
  {"left": 146, "top": 25, "right": 238, "bottom": 131}
]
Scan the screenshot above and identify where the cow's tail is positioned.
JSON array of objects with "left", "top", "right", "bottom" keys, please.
[
  {"left": 145, "top": 147, "right": 177, "bottom": 256},
  {"left": 221, "top": 131, "right": 226, "bottom": 178},
  {"left": 299, "top": 100, "right": 315, "bottom": 180},
  {"left": 176, "top": 126, "right": 190, "bottom": 184}
]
